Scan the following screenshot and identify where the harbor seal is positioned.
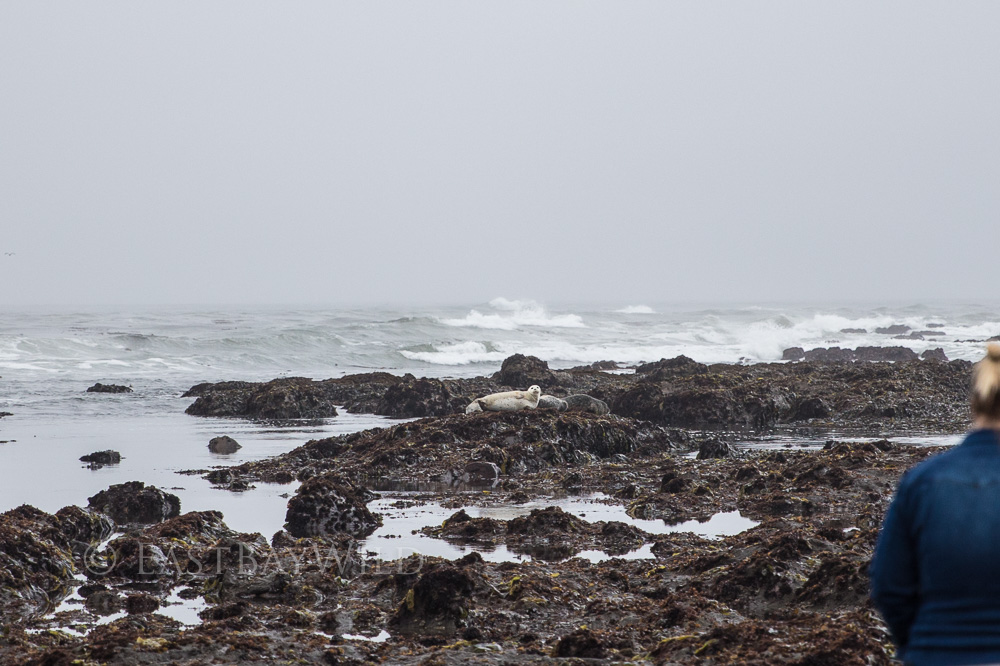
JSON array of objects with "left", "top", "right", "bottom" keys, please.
[
  {"left": 469, "top": 385, "right": 541, "bottom": 412},
  {"left": 564, "top": 394, "right": 610, "bottom": 415},
  {"left": 537, "top": 394, "right": 568, "bottom": 411},
  {"left": 465, "top": 400, "right": 483, "bottom": 414}
]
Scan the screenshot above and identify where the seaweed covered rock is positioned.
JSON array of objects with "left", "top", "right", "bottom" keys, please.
[
  {"left": 494, "top": 354, "right": 559, "bottom": 388},
  {"left": 373, "top": 375, "right": 464, "bottom": 417},
  {"left": 86, "top": 383, "right": 132, "bottom": 393},
  {"left": 0, "top": 506, "right": 82, "bottom": 619},
  {"left": 284, "top": 474, "right": 380, "bottom": 538},
  {"left": 79, "top": 450, "right": 122, "bottom": 466},
  {"left": 185, "top": 377, "right": 340, "bottom": 419},
  {"left": 392, "top": 565, "right": 476, "bottom": 636},
  {"left": 87, "top": 481, "right": 181, "bottom": 525},
  {"left": 635, "top": 355, "right": 708, "bottom": 380}
]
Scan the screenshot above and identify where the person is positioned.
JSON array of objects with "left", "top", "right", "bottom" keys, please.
[{"left": 871, "top": 343, "right": 1000, "bottom": 666}]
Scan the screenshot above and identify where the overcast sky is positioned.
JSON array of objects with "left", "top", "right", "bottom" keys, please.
[{"left": 1, "top": 2, "right": 998, "bottom": 307}]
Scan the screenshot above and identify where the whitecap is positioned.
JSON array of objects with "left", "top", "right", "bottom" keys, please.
[
  {"left": 441, "top": 298, "right": 585, "bottom": 330},
  {"left": 615, "top": 305, "right": 655, "bottom": 314}
]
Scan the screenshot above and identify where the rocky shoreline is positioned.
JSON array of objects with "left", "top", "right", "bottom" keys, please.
[{"left": 0, "top": 355, "right": 974, "bottom": 664}]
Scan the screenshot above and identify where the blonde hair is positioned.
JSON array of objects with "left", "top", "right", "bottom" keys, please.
[{"left": 972, "top": 343, "right": 1000, "bottom": 419}]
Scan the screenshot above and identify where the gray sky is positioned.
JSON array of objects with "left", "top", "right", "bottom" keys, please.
[{"left": 1, "top": 2, "right": 998, "bottom": 307}]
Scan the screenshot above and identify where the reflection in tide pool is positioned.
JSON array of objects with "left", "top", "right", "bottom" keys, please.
[{"left": 361, "top": 494, "right": 759, "bottom": 564}]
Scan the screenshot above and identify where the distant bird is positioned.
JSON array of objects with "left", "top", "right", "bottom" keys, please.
[{"left": 3, "top": 252, "right": 13, "bottom": 256}]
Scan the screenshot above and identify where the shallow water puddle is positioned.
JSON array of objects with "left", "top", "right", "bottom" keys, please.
[{"left": 361, "top": 493, "right": 758, "bottom": 563}]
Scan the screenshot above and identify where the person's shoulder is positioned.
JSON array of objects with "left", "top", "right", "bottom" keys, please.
[{"left": 897, "top": 431, "right": 996, "bottom": 490}]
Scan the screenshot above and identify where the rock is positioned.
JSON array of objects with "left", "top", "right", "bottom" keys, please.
[
  {"left": 798, "top": 346, "right": 920, "bottom": 363},
  {"left": 86, "top": 383, "right": 132, "bottom": 394},
  {"left": 463, "top": 462, "right": 500, "bottom": 484},
  {"left": 839, "top": 328, "right": 867, "bottom": 334},
  {"left": 553, "top": 628, "right": 607, "bottom": 659},
  {"left": 392, "top": 566, "right": 476, "bottom": 636},
  {"left": 696, "top": 439, "right": 737, "bottom": 459},
  {"left": 782, "top": 347, "right": 806, "bottom": 361},
  {"left": 921, "top": 348, "right": 949, "bottom": 362},
  {"left": 185, "top": 377, "right": 340, "bottom": 419},
  {"left": 875, "top": 324, "right": 910, "bottom": 335},
  {"left": 537, "top": 395, "right": 568, "bottom": 411},
  {"left": 803, "top": 347, "right": 855, "bottom": 362},
  {"left": 208, "top": 436, "right": 242, "bottom": 454},
  {"left": 79, "top": 450, "right": 122, "bottom": 466},
  {"left": 373, "top": 375, "right": 463, "bottom": 417},
  {"left": 125, "top": 593, "right": 160, "bottom": 614},
  {"left": 0, "top": 412, "right": 11, "bottom": 419},
  {"left": 284, "top": 474, "right": 380, "bottom": 538},
  {"left": 54, "top": 505, "right": 115, "bottom": 551},
  {"left": 635, "top": 355, "right": 709, "bottom": 380},
  {"left": 0, "top": 506, "right": 80, "bottom": 619},
  {"left": 87, "top": 481, "right": 181, "bottom": 524},
  {"left": 853, "top": 346, "right": 919, "bottom": 362},
  {"left": 789, "top": 397, "right": 832, "bottom": 420},
  {"left": 494, "top": 354, "right": 558, "bottom": 388},
  {"left": 563, "top": 394, "right": 610, "bottom": 415}
]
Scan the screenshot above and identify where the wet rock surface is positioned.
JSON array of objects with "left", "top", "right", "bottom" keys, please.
[
  {"left": 87, "top": 481, "right": 181, "bottom": 525},
  {"left": 86, "top": 383, "right": 132, "bottom": 393},
  {"left": 284, "top": 474, "right": 380, "bottom": 538},
  {"left": 1, "top": 357, "right": 978, "bottom": 664},
  {"left": 79, "top": 450, "right": 122, "bottom": 466},
  {"left": 208, "top": 435, "right": 241, "bottom": 454}
]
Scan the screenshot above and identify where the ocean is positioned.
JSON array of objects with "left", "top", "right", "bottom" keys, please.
[{"left": 0, "top": 298, "right": 994, "bottom": 535}]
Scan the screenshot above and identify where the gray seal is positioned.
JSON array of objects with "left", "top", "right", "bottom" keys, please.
[
  {"left": 564, "top": 394, "right": 610, "bottom": 415},
  {"left": 537, "top": 395, "right": 568, "bottom": 411}
]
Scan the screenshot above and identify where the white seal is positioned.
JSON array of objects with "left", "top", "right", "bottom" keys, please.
[{"left": 470, "top": 385, "right": 541, "bottom": 412}]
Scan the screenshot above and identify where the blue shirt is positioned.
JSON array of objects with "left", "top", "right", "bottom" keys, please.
[{"left": 870, "top": 429, "right": 1000, "bottom": 666}]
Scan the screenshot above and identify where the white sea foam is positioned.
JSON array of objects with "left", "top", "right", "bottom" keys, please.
[
  {"left": 400, "top": 341, "right": 507, "bottom": 365},
  {"left": 441, "top": 298, "right": 586, "bottom": 330},
  {"left": 615, "top": 305, "right": 655, "bottom": 314}
]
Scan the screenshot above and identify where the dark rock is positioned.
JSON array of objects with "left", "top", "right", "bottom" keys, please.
[
  {"left": 921, "top": 348, "right": 949, "bottom": 362},
  {"left": 86, "top": 383, "right": 132, "bottom": 394},
  {"left": 463, "top": 462, "right": 500, "bottom": 483},
  {"left": 553, "top": 628, "right": 607, "bottom": 659},
  {"left": 374, "top": 375, "right": 463, "bottom": 417},
  {"left": 54, "top": 505, "right": 115, "bottom": 551},
  {"left": 87, "top": 481, "right": 181, "bottom": 524},
  {"left": 799, "top": 346, "right": 920, "bottom": 363},
  {"left": 803, "top": 347, "right": 855, "bottom": 362},
  {"left": 79, "top": 450, "right": 122, "bottom": 466},
  {"left": 284, "top": 474, "right": 380, "bottom": 538},
  {"left": 567, "top": 360, "right": 619, "bottom": 371},
  {"left": 208, "top": 436, "right": 242, "bottom": 454},
  {"left": 125, "top": 593, "right": 160, "bottom": 614},
  {"left": 789, "top": 397, "right": 832, "bottom": 420},
  {"left": 508, "top": 506, "right": 587, "bottom": 536},
  {"left": 563, "top": 394, "right": 610, "bottom": 415},
  {"left": 853, "top": 346, "right": 919, "bottom": 362},
  {"left": 839, "top": 328, "right": 867, "bottom": 334},
  {"left": 875, "top": 324, "right": 910, "bottom": 335},
  {"left": 696, "top": 439, "right": 737, "bottom": 459},
  {"left": 185, "top": 377, "right": 340, "bottom": 419},
  {"left": 635, "top": 355, "right": 709, "bottom": 380},
  {"left": 0, "top": 412, "right": 11, "bottom": 419},
  {"left": 494, "top": 354, "right": 558, "bottom": 388},
  {"left": 392, "top": 566, "right": 476, "bottom": 636},
  {"left": 782, "top": 347, "right": 806, "bottom": 361},
  {"left": 0, "top": 505, "right": 79, "bottom": 619},
  {"left": 85, "top": 589, "right": 122, "bottom": 615}
]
